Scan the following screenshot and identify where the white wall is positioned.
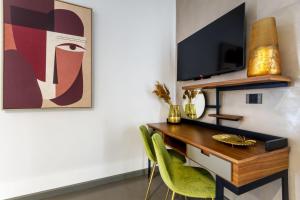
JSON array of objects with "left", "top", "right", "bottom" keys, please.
[
  {"left": 0, "top": 0, "right": 176, "bottom": 199},
  {"left": 177, "top": 0, "right": 300, "bottom": 200}
]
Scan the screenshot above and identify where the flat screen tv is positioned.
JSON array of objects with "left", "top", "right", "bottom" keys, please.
[{"left": 177, "top": 3, "right": 246, "bottom": 81}]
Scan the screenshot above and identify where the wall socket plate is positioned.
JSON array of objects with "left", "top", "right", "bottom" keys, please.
[{"left": 246, "top": 93, "right": 262, "bottom": 104}]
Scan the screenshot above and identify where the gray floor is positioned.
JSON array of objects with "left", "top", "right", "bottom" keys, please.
[{"left": 45, "top": 174, "right": 191, "bottom": 200}]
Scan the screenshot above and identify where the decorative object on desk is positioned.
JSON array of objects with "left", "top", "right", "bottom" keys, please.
[
  {"left": 153, "top": 81, "right": 181, "bottom": 123},
  {"left": 167, "top": 104, "right": 181, "bottom": 123},
  {"left": 212, "top": 134, "right": 256, "bottom": 146},
  {"left": 182, "top": 89, "right": 206, "bottom": 119},
  {"left": 248, "top": 17, "right": 281, "bottom": 77},
  {"left": 3, "top": 0, "right": 92, "bottom": 109}
]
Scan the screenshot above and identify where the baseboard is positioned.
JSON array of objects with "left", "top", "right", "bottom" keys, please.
[{"left": 8, "top": 168, "right": 147, "bottom": 200}]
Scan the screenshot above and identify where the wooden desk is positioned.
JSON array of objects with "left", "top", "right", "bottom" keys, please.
[{"left": 148, "top": 122, "right": 289, "bottom": 200}]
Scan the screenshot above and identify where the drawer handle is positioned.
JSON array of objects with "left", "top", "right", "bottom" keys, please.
[{"left": 201, "top": 149, "right": 210, "bottom": 157}]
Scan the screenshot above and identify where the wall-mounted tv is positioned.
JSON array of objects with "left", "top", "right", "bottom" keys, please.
[{"left": 177, "top": 3, "right": 246, "bottom": 81}]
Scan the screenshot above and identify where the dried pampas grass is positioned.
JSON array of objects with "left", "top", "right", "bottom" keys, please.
[
  {"left": 153, "top": 81, "right": 172, "bottom": 105},
  {"left": 183, "top": 89, "right": 201, "bottom": 103}
]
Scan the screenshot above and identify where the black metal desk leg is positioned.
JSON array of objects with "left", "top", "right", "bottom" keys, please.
[
  {"left": 216, "top": 176, "right": 224, "bottom": 200},
  {"left": 148, "top": 159, "right": 151, "bottom": 179},
  {"left": 282, "top": 170, "right": 289, "bottom": 200}
]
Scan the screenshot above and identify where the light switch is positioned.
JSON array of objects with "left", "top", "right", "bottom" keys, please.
[{"left": 246, "top": 93, "right": 262, "bottom": 104}]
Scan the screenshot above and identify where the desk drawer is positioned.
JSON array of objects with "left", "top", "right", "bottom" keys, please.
[{"left": 186, "top": 144, "right": 232, "bottom": 181}]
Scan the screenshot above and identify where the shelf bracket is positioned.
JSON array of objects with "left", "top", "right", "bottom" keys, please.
[{"left": 216, "top": 88, "right": 221, "bottom": 125}]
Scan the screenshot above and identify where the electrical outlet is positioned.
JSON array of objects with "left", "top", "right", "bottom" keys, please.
[{"left": 246, "top": 93, "right": 262, "bottom": 104}]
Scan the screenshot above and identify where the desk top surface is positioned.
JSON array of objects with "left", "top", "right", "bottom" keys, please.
[{"left": 148, "top": 122, "right": 288, "bottom": 164}]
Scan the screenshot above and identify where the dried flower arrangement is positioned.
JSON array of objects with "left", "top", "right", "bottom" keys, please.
[
  {"left": 153, "top": 81, "right": 173, "bottom": 105},
  {"left": 183, "top": 89, "right": 201, "bottom": 103}
]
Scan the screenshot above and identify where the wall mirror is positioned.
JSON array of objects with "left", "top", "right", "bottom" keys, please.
[{"left": 182, "top": 90, "right": 206, "bottom": 119}]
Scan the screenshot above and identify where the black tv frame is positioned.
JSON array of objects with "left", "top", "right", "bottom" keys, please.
[{"left": 177, "top": 3, "right": 246, "bottom": 81}]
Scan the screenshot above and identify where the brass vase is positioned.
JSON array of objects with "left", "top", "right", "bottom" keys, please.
[
  {"left": 247, "top": 17, "right": 281, "bottom": 77},
  {"left": 168, "top": 104, "right": 181, "bottom": 124},
  {"left": 184, "top": 103, "right": 197, "bottom": 119}
]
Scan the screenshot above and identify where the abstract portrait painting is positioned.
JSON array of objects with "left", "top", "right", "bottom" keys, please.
[{"left": 3, "top": 0, "right": 92, "bottom": 109}]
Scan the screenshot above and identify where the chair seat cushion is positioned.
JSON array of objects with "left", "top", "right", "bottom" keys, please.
[{"left": 170, "top": 165, "right": 216, "bottom": 198}]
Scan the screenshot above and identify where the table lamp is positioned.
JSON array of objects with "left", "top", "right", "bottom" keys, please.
[{"left": 247, "top": 17, "right": 281, "bottom": 77}]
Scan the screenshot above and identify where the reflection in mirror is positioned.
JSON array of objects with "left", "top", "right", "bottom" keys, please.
[{"left": 182, "top": 89, "right": 206, "bottom": 119}]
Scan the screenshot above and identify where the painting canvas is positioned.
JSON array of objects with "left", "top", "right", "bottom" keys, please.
[{"left": 3, "top": 0, "right": 92, "bottom": 109}]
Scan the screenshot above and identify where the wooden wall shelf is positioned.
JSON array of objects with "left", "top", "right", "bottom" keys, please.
[
  {"left": 181, "top": 75, "right": 291, "bottom": 126},
  {"left": 182, "top": 75, "right": 291, "bottom": 90},
  {"left": 208, "top": 114, "right": 243, "bottom": 121}
]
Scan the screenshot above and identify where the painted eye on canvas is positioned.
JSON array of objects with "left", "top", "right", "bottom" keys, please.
[{"left": 57, "top": 43, "right": 86, "bottom": 52}]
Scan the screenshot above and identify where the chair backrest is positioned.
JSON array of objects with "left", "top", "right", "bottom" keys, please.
[
  {"left": 139, "top": 125, "right": 156, "bottom": 162},
  {"left": 152, "top": 133, "right": 174, "bottom": 189}
]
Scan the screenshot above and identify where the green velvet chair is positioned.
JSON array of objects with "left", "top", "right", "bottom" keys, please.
[
  {"left": 139, "top": 125, "right": 186, "bottom": 200},
  {"left": 152, "top": 133, "right": 216, "bottom": 200}
]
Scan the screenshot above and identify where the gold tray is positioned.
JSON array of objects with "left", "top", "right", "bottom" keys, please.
[{"left": 212, "top": 134, "right": 256, "bottom": 146}]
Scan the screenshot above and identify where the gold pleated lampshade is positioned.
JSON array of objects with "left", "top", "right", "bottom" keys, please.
[{"left": 247, "top": 17, "right": 281, "bottom": 77}]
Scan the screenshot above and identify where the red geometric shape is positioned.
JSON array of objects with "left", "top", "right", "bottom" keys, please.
[
  {"left": 4, "top": 23, "right": 17, "bottom": 50},
  {"left": 51, "top": 68, "right": 83, "bottom": 106},
  {"left": 3, "top": 50, "right": 43, "bottom": 109},
  {"left": 53, "top": 9, "right": 84, "bottom": 36},
  {"left": 4, "top": 0, "right": 54, "bottom": 24},
  {"left": 12, "top": 25, "right": 46, "bottom": 81},
  {"left": 55, "top": 47, "right": 83, "bottom": 97},
  {"left": 10, "top": 6, "right": 54, "bottom": 31}
]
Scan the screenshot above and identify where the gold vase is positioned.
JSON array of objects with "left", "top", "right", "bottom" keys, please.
[
  {"left": 168, "top": 104, "right": 181, "bottom": 124},
  {"left": 247, "top": 17, "right": 281, "bottom": 77},
  {"left": 185, "top": 103, "right": 197, "bottom": 119}
]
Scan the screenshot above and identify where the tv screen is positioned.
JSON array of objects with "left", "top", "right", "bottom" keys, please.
[{"left": 177, "top": 3, "right": 246, "bottom": 81}]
